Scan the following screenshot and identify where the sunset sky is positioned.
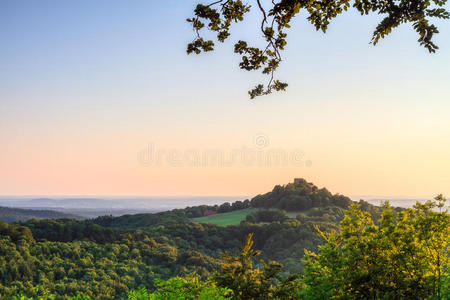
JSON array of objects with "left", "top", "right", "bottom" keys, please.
[{"left": 1, "top": 1, "right": 450, "bottom": 198}]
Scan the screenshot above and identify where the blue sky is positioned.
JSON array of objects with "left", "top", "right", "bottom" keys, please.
[{"left": 1, "top": 1, "right": 449, "bottom": 197}]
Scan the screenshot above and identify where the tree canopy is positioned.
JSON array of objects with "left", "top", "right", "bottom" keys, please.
[
  {"left": 4, "top": 196, "right": 448, "bottom": 299},
  {"left": 301, "top": 196, "right": 450, "bottom": 299},
  {"left": 187, "top": 0, "right": 449, "bottom": 98}
]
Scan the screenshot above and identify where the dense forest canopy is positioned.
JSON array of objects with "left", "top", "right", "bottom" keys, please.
[
  {"left": 0, "top": 179, "right": 448, "bottom": 299},
  {"left": 0, "top": 179, "right": 355, "bottom": 298},
  {"left": 187, "top": 0, "right": 449, "bottom": 98},
  {"left": 1, "top": 194, "right": 448, "bottom": 299}
]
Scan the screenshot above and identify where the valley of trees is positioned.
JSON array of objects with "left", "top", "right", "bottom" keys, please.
[{"left": 0, "top": 180, "right": 448, "bottom": 299}]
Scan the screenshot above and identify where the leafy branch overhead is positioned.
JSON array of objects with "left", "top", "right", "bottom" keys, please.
[{"left": 187, "top": 0, "right": 449, "bottom": 98}]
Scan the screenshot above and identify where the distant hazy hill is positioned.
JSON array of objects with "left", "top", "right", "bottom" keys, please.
[
  {"left": 15, "top": 197, "right": 116, "bottom": 209},
  {"left": 0, "top": 206, "right": 83, "bottom": 223}
]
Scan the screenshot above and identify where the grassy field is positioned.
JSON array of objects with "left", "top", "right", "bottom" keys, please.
[
  {"left": 285, "top": 210, "right": 303, "bottom": 218},
  {"left": 191, "top": 208, "right": 313, "bottom": 226},
  {"left": 192, "top": 208, "right": 258, "bottom": 226}
]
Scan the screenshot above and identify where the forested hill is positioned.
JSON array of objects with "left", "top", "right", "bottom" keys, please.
[
  {"left": 92, "top": 178, "right": 389, "bottom": 229},
  {"left": 0, "top": 206, "right": 83, "bottom": 223}
]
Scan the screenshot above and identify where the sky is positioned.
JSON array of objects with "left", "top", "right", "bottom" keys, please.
[{"left": 1, "top": 0, "right": 449, "bottom": 198}]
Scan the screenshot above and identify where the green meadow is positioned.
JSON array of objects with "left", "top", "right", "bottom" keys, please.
[
  {"left": 192, "top": 208, "right": 258, "bottom": 226},
  {"left": 192, "top": 209, "right": 310, "bottom": 226}
]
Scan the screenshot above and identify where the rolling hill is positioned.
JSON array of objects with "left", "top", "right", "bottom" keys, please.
[{"left": 0, "top": 206, "right": 83, "bottom": 223}]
